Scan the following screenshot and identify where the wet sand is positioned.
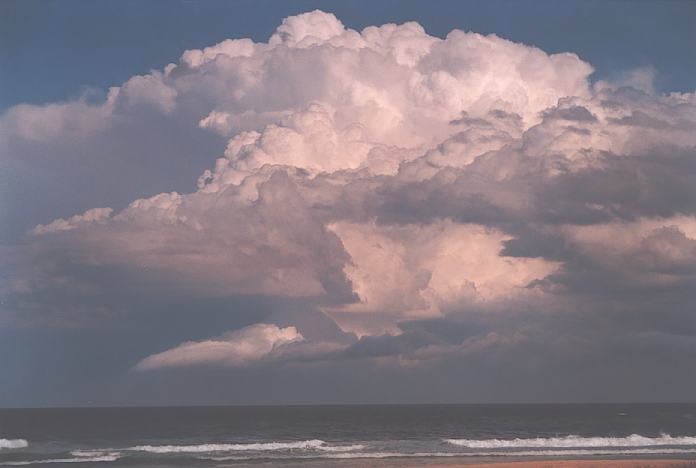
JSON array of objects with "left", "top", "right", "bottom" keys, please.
[
  {"left": 429, "top": 460, "right": 696, "bottom": 468},
  {"left": 232, "top": 457, "right": 696, "bottom": 467}
]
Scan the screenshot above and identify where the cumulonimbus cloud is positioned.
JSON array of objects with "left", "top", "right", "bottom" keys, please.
[{"left": 4, "top": 11, "right": 696, "bottom": 370}]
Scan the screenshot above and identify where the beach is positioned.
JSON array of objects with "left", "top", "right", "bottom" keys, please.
[{"left": 431, "top": 460, "right": 696, "bottom": 467}]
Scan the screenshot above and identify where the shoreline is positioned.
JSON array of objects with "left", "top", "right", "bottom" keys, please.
[
  {"left": 436, "top": 461, "right": 696, "bottom": 467},
  {"left": 234, "top": 458, "right": 696, "bottom": 468}
]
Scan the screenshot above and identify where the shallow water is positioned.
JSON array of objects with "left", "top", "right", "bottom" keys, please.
[{"left": 1, "top": 404, "right": 696, "bottom": 466}]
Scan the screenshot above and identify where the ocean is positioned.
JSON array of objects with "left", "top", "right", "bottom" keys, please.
[{"left": 1, "top": 404, "right": 696, "bottom": 466}]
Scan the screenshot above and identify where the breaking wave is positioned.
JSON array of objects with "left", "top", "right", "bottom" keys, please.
[
  {"left": 0, "top": 454, "right": 119, "bottom": 466},
  {"left": 7, "top": 434, "right": 696, "bottom": 465},
  {"left": 333, "top": 448, "right": 696, "bottom": 458},
  {"left": 71, "top": 450, "right": 122, "bottom": 457},
  {"left": 128, "top": 439, "right": 363, "bottom": 453},
  {"left": 0, "top": 439, "right": 28, "bottom": 450},
  {"left": 445, "top": 434, "right": 696, "bottom": 448},
  {"left": 202, "top": 447, "right": 696, "bottom": 462}
]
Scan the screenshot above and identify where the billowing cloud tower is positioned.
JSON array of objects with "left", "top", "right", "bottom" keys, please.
[{"left": 3, "top": 11, "right": 695, "bottom": 386}]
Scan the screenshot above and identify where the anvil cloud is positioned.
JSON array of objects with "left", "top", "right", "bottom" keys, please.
[{"left": 2, "top": 11, "right": 695, "bottom": 390}]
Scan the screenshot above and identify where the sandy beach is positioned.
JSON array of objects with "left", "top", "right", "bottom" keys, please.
[{"left": 439, "top": 461, "right": 696, "bottom": 468}]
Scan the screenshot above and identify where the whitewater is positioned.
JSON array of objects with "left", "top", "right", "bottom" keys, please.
[{"left": 2, "top": 404, "right": 696, "bottom": 466}]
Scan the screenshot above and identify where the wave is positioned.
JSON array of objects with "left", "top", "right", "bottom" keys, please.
[
  {"left": 445, "top": 433, "right": 696, "bottom": 448},
  {"left": 203, "top": 451, "right": 408, "bottom": 461},
  {"left": 316, "top": 443, "right": 366, "bottom": 452},
  {"left": 128, "top": 439, "right": 362, "bottom": 453},
  {"left": 0, "top": 455, "right": 119, "bottom": 466},
  {"left": 6, "top": 444, "right": 696, "bottom": 465},
  {"left": 202, "top": 447, "right": 696, "bottom": 461},
  {"left": 486, "top": 448, "right": 696, "bottom": 457},
  {"left": 364, "top": 448, "right": 696, "bottom": 458},
  {"left": 0, "top": 439, "right": 28, "bottom": 450},
  {"left": 71, "top": 450, "right": 121, "bottom": 457}
]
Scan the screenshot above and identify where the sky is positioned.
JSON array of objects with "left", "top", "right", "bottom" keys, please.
[{"left": 0, "top": 0, "right": 695, "bottom": 407}]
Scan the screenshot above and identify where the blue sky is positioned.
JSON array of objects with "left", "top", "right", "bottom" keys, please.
[{"left": 1, "top": 0, "right": 695, "bottom": 112}]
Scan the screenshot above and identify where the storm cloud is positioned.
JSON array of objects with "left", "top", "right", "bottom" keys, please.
[{"left": 2, "top": 10, "right": 695, "bottom": 404}]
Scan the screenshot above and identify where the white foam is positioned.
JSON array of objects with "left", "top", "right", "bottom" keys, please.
[
  {"left": 318, "top": 451, "right": 430, "bottom": 459},
  {"left": 71, "top": 450, "right": 121, "bottom": 457},
  {"left": 317, "top": 444, "right": 366, "bottom": 452},
  {"left": 128, "top": 439, "right": 331, "bottom": 453},
  {"left": 326, "top": 448, "right": 696, "bottom": 458},
  {"left": 0, "top": 455, "right": 119, "bottom": 466},
  {"left": 202, "top": 452, "right": 406, "bottom": 461},
  {"left": 445, "top": 434, "right": 696, "bottom": 448},
  {"left": 202, "top": 447, "right": 696, "bottom": 461},
  {"left": 0, "top": 439, "right": 28, "bottom": 450},
  {"left": 490, "top": 448, "right": 696, "bottom": 457}
]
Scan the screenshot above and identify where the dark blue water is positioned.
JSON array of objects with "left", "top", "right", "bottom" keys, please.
[{"left": 2, "top": 404, "right": 696, "bottom": 466}]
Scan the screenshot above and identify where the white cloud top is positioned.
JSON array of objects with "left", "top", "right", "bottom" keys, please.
[{"left": 3, "top": 10, "right": 695, "bottom": 371}]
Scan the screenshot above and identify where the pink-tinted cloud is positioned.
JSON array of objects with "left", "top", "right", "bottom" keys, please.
[{"left": 3, "top": 10, "right": 695, "bottom": 373}]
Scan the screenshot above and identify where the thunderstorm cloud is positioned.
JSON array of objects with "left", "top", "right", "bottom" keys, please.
[{"left": 2, "top": 11, "right": 695, "bottom": 402}]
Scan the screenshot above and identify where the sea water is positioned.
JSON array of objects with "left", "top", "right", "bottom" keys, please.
[{"left": 1, "top": 404, "right": 696, "bottom": 466}]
